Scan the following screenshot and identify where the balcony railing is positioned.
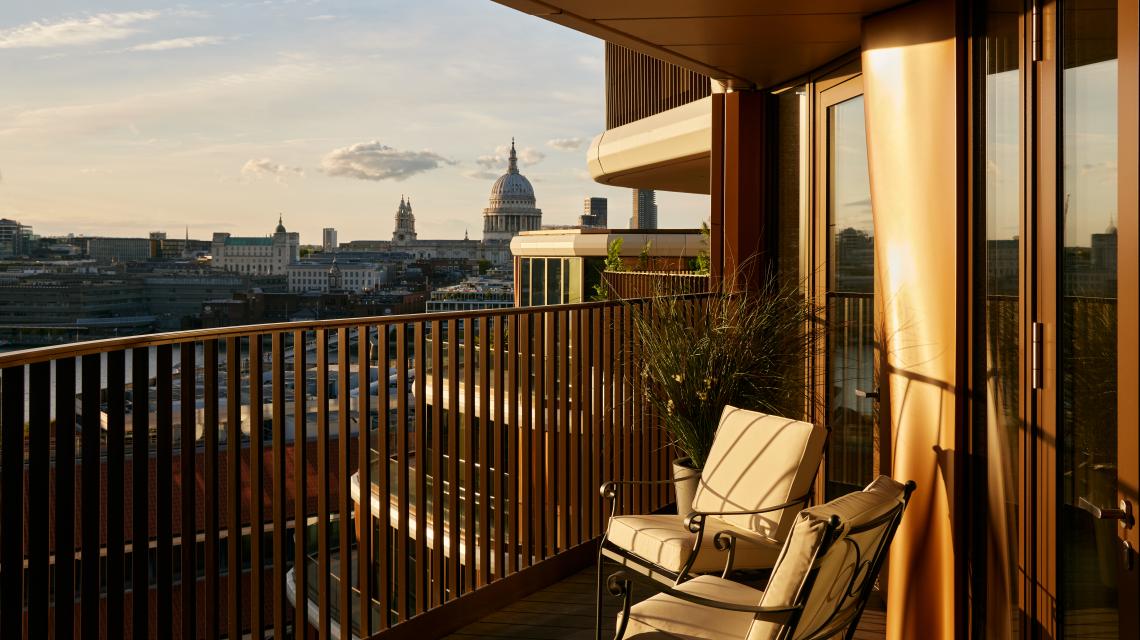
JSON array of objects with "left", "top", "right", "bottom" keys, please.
[
  {"left": 0, "top": 296, "right": 689, "bottom": 639},
  {"left": 602, "top": 271, "right": 710, "bottom": 301}
]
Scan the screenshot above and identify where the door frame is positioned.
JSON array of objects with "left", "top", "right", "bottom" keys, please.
[
  {"left": 1030, "top": 0, "right": 1140, "bottom": 635},
  {"left": 810, "top": 69, "right": 891, "bottom": 506}
]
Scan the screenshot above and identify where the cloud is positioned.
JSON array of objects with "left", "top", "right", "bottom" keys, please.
[
  {"left": 546, "top": 137, "right": 585, "bottom": 151},
  {"left": 463, "top": 169, "right": 500, "bottom": 181},
  {"left": 306, "top": 15, "right": 338, "bottom": 22},
  {"left": 474, "top": 144, "right": 544, "bottom": 172},
  {"left": 125, "top": 36, "right": 226, "bottom": 52},
  {"left": 0, "top": 11, "right": 161, "bottom": 49},
  {"left": 321, "top": 141, "right": 453, "bottom": 181},
  {"left": 241, "top": 158, "right": 304, "bottom": 183}
]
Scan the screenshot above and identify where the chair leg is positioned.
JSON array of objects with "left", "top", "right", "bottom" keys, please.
[{"left": 595, "top": 543, "right": 606, "bottom": 640}]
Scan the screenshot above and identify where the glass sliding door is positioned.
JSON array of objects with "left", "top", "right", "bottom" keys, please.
[
  {"left": 820, "top": 78, "right": 878, "bottom": 500},
  {"left": 1057, "top": 0, "right": 1125, "bottom": 636},
  {"left": 977, "top": 1, "right": 1024, "bottom": 636}
]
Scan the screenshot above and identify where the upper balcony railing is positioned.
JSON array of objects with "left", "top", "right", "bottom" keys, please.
[
  {"left": 605, "top": 42, "right": 711, "bottom": 129},
  {"left": 0, "top": 296, "right": 692, "bottom": 639}
]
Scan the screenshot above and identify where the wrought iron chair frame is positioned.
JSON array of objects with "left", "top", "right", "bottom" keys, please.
[
  {"left": 604, "top": 480, "right": 917, "bottom": 640},
  {"left": 594, "top": 477, "right": 812, "bottom": 640}
]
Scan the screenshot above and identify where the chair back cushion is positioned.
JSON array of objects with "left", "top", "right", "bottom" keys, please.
[
  {"left": 747, "top": 476, "right": 908, "bottom": 640},
  {"left": 690, "top": 406, "right": 827, "bottom": 539}
]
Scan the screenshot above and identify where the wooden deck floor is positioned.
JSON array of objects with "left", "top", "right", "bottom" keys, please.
[{"left": 444, "top": 568, "right": 887, "bottom": 640}]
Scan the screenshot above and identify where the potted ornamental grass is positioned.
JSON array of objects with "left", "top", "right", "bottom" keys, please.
[{"left": 630, "top": 276, "right": 821, "bottom": 515}]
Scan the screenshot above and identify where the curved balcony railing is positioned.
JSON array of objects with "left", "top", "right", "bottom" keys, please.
[{"left": 0, "top": 296, "right": 688, "bottom": 639}]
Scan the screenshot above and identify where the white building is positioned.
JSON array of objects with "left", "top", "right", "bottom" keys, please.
[
  {"left": 322, "top": 227, "right": 338, "bottom": 252},
  {"left": 211, "top": 216, "right": 300, "bottom": 275},
  {"left": 287, "top": 256, "right": 387, "bottom": 293}
]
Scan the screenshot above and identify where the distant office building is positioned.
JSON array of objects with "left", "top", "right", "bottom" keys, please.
[
  {"left": 87, "top": 237, "right": 153, "bottom": 263},
  {"left": 630, "top": 189, "right": 658, "bottom": 230},
  {"left": 0, "top": 218, "right": 33, "bottom": 258},
  {"left": 211, "top": 215, "right": 300, "bottom": 275},
  {"left": 149, "top": 231, "right": 167, "bottom": 240},
  {"left": 323, "top": 227, "right": 338, "bottom": 251},
  {"left": 579, "top": 197, "right": 608, "bottom": 228}
]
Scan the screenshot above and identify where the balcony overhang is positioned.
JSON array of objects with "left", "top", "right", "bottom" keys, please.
[
  {"left": 491, "top": 1, "right": 908, "bottom": 89},
  {"left": 587, "top": 96, "right": 711, "bottom": 194}
]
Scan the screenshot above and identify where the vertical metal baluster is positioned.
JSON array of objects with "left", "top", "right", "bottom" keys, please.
[
  {"left": 571, "top": 309, "right": 584, "bottom": 545},
  {"left": 132, "top": 347, "right": 150, "bottom": 639},
  {"left": 378, "top": 324, "right": 392, "bottom": 629},
  {"left": 54, "top": 357, "right": 76, "bottom": 640},
  {"left": 558, "top": 309, "right": 571, "bottom": 550},
  {"left": 447, "top": 318, "right": 461, "bottom": 599},
  {"left": 293, "top": 330, "right": 308, "bottom": 640},
  {"left": 1, "top": 366, "right": 26, "bottom": 640},
  {"left": 337, "top": 327, "right": 353, "bottom": 639},
  {"left": 357, "top": 325, "right": 374, "bottom": 636},
  {"left": 396, "top": 323, "right": 411, "bottom": 621},
  {"left": 28, "top": 362, "right": 50, "bottom": 638},
  {"left": 602, "top": 306, "right": 614, "bottom": 520},
  {"left": 481, "top": 316, "right": 496, "bottom": 583},
  {"left": 502, "top": 314, "right": 515, "bottom": 577},
  {"left": 156, "top": 345, "right": 173, "bottom": 635},
  {"left": 81, "top": 353, "right": 102, "bottom": 639},
  {"left": 462, "top": 317, "right": 477, "bottom": 593},
  {"left": 202, "top": 340, "right": 219, "bottom": 638},
  {"left": 432, "top": 319, "right": 445, "bottom": 606},
  {"left": 316, "top": 329, "right": 331, "bottom": 640},
  {"left": 540, "top": 311, "right": 553, "bottom": 559},
  {"left": 519, "top": 313, "right": 532, "bottom": 568},
  {"left": 414, "top": 321, "right": 428, "bottom": 615},
  {"left": 591, "top": 308, "right": 602, "bottom": 534},
  {"left": 106, "top": 350, "right": 126, "bottom": 639},
  {"left": 226, "top": 337, "right": 243, "bottom": 640},
  {"left": 179, "top": 343, "right": 197, "bottom": 640},
  {"left": 249, "top": 335, "right": 265, "bottom": 639},
  {"left": 271, "top": 333, "right": 287, "bottom": 639}
]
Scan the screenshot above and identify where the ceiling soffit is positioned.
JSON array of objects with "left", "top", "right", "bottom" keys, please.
[{"left": 493, "top": 0, "right": 907, "bottom": 88}]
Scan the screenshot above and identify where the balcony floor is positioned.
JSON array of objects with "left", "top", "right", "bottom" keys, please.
[{"left": 444, "top": 568, "right": 886, "bottom": 640}]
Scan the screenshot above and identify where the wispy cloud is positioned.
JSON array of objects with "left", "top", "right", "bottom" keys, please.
[
  {"left": 306, "top": 15, "right": 338, "bottom": 22},
  {"left": 0, "top": 11, "right": 161, "bottom": 49},
  {"left": 321, "top": 141, "right": 454, "bottom": 181},
  {"left": 125, "top": 35, "right": 226, "bottom": 52},
  {"left": 546, "top": 137, "right": 585, "bottom": 151},
  {"left": 241, "top": 158, "right": 304, "bottom": 183}
]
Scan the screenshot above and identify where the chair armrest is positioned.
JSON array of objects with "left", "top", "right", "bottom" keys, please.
[
  {"left": 607, "top": 570, "right": 798, "bottom": 640},
  {"left": 682, "top": 492, "right": 811, "bottom": 532},
  {"left": 599, "top": 477, "right": 683, "bottom": 500}
]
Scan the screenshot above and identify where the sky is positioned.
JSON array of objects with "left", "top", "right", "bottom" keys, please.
[{"left": 0, "top": 1, "right": 710, "bottom": 242}]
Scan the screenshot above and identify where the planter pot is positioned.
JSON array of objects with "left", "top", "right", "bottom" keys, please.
[{"left": 672, "top": 457, "right": 701, "bottom": 517}]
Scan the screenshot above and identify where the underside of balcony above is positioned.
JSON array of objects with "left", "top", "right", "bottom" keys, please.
[{"left": 491, "top": 1, "right": 909, "bottom": 89}]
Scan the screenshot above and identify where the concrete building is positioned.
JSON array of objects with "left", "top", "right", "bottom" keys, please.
[
  {"left": 579, "top": 197, "right": 608, "bottom": 228},
  {"left": 322, "top": 227, "right": 338, "bottom": 251},
  {"left": 86, "top": 237, "right": 153, "bottom": 263},
  {"left": 0, "top": 218, "right": 33, "bottom": 258},
  {"left": 287, "top": 252, "right": 389, "bottom": 294},
  {"left": 211, "top": 215, "right": 300, "bottom": 275},
  {"left": 630, "top": 189, "right": 658, "bottom": 230}
]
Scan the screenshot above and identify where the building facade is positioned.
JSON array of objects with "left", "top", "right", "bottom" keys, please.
[
  {"left": 287, "top": 254, "right": 388, "bottom": 293},
  {"left": 579, "top": 197, "right": 608, "bottom": 228},
  {"left": 426, "top": 275, "right": 514, "bottom": 312},
  {"left": 211, "top": 216, "right": 300, "bottom": 275},
  {"left": 322, "top": 227, "right": 338, "bottom": 251},
  {"left": 629, "top": 189, "right": 658, "bottom": 230},
  {"left": 0, "top": 218, "right": 33, "bottom": 258}
]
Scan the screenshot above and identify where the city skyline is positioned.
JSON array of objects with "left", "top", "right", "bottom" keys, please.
[{"left": 0, "top": 1, "right": 709, "bottom": 241}]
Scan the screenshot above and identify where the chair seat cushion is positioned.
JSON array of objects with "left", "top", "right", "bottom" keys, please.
[
  {"left": 606, "top": 514, "right": 782, "bottom": 575},
  {"left": 622, "top": 575, "right": 764, "bottom": 639}
]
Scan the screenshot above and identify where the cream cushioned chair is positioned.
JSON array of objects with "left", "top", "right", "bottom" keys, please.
[
  {"left": 599, "top": 406, "right": 827, "bottom": 582},
  {"left": 595, "top": 407, "right": 827, "bottom": 638},
  {"left": 605, "top": 476, "right": 916, "bottom": 640}
]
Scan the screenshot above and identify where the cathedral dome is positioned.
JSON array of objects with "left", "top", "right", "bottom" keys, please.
[{"left": 488, "top": 140, "right": 535, "bottom": 202}]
